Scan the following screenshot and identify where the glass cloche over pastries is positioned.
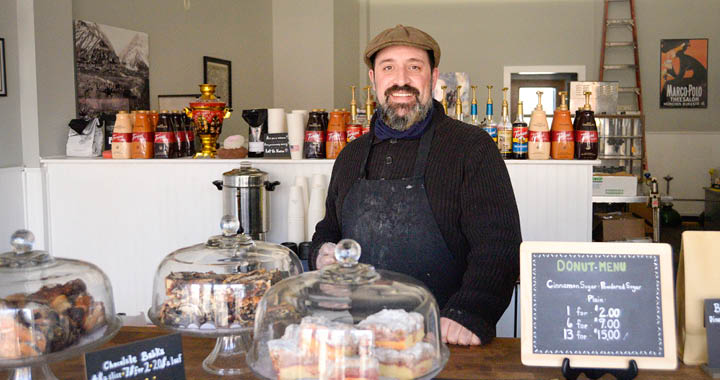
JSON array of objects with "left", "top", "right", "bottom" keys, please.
[
  {"left": 148, "top": 216, "right": 303, "bottom": 376},
  {"left": 247, "top": 239, "right": 450, "bottom": 380},
  {"left": 0, "top": 230, "right": 121, "bottom": 380}
]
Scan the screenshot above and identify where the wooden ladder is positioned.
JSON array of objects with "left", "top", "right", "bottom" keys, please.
[{"left": 599, "top": 0, "right": 643, "bottom": 113}]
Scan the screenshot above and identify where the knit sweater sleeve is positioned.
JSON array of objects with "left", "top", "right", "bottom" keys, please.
[{"left": 440, "top": 130, "right": 522, "bottom": 344}]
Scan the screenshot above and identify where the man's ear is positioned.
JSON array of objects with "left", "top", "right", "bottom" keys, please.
[
  {"left": 431, "top": 67, "right": 439, "bottom": 90},
  {"left": 368, "top": 69, "right": 376, "bottom": 94}
]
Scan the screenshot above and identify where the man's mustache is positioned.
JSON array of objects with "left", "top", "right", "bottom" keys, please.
[{"left": 384, "top": 85, "right": 420, "bottom": 100}]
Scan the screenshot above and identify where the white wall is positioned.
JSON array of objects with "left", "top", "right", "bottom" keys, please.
[
  {"left": 367, "top": 0, "right": 603, "bottom": 107},
  {"left": 0, "top": 0, "right": 23, "bottom": 168},
  {"left": 71, "top": 0, "right": 275, "bottom": 144},
  {"left": 646, "top": 132, "right": 720, "bottom": 216},
  {"left": 273, "top": 0, "right": 335, "bottom": 111},
  {"left": 35, "top": 0, "right": 75, "bottom": 160}
]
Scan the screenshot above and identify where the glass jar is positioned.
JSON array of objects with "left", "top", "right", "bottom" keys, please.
[
  {"left": 0, "top": 230, "right": 121, "bottom": 380},
  {"left": 247, "top": 239, "right": 449, "bottom": 380},
  {"left": 148, "top": 216, "right": 303, "bottom": 376}
]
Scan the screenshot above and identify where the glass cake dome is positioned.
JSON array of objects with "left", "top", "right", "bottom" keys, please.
[
  {"left": 0, "top": 230, "right": 121, "bottom": 380},
  {"left": 148, "top": 216, "right": 303, "bottom": 376},
  {"left": 247, "top": 239, "right": 449, "bottom": 380}
]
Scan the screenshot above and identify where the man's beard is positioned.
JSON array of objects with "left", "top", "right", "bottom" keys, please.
[{"left": 378, "top": 85, "right": 433, "bottom": 131}]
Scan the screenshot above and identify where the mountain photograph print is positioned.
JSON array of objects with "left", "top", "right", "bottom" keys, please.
[{"left": 73, "top": 20, "right": 149, "bottom": 117}]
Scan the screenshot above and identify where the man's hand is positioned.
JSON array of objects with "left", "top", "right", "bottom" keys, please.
[
  {"left": 440, "top": 317, "right": 481, "bottom": 346},
  {"left": 315, "top": 242, "right": 337, "bottom": 269}
]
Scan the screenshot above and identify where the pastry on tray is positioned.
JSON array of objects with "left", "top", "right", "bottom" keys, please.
[
  {"left": 158, "top": 268, "right": 282, "bottom": 329},
  {"left": 0, "top": 279, "right": 107, "bottom": 359},
  {"left": 267, "top": 309, "right": 432, "bottom": 380},
  {"left": 357, "top": 309, "right": 425, "bottom": 350}
]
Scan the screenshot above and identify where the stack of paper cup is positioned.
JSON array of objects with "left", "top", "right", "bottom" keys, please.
[
  {"left": 292, "top": 110, "right": 310, "bottom": 127},
  {"left": 287, "top": 185, "right": 305, "bottom": 243},
  {"left": 294, "top": 176, "right": 309, "bottom": 213},
  {"left": 311, "top": 173, "right": 327, "bottom": 191},
  {"left": 268, "top": 108, "right": 286, "bottom": 134},
  {"left": 287, "top": 113, "right": 305, "bottom": 160},
  {"left": 307, "top": 180, "right": 327, "bottom": 241}
]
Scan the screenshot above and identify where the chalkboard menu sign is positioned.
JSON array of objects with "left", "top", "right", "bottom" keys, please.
[
  {"left": 706, "top": 299, "right": 720, "bottom": 369},
  {"left": 85, "top": 333, "right": 186, "bottom": 380},
  {"left": 263, "top": 133, "right": 291, "bottom": 158},
  {"left": 520, "top": 241, "right": 677, "bottom": 370}
]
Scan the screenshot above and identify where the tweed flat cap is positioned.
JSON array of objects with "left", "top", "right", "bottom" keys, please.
[{"left": 364, "top": 24, "right": 441, "bottom": 68}]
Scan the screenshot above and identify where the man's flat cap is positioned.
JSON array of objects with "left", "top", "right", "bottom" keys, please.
[{"left": 364, "top": 24, "right": 441, "bottom": 69}]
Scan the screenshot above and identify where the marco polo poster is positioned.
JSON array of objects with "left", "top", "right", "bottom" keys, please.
[{"left": 660, "top": 39, "right": 708, "bottom": 108}]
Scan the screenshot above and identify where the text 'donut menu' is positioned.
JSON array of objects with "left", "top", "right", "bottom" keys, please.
[{"left": 532, "top": 253, "right": 663, "bottom": 357}]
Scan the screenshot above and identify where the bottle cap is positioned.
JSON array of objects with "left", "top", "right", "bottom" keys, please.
[
  {"left": 583, "top": 91, "right": 593, "bottom": 111},
  {"left": 298, "top": 242, "right": 312, "bottom": 260},
  {"left": 558, "top": 91, "right": 569, "bottom": 111}
]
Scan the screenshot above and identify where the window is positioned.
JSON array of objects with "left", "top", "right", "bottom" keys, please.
[
  {"left": 503, "top": 66, "right": 585, "bottom": 122},
  {"left": 519, "top": 87, "right": 556, "bottom": 118}
]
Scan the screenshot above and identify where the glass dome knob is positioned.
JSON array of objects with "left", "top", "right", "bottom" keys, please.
[
  {"left": 335, "top": 239, "right": 361, "bottom": 267},
  {"left": 220, "top": 215, "right": 240, "bottom": 237},
  {"left": 11, "top": 229, "right": 34, "bottom": 254}
]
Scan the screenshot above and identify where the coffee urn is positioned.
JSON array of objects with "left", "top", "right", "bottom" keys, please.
[{"left": 213, "top": 162, "right": 279, "bottom": 241}]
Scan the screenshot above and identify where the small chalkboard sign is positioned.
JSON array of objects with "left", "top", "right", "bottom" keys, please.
[
  {"left": 705, "top": 299, "right": 720, "bottom": 370},
  {"left": 263, "top": 133, "right": 291, "bottom": 158},
  {"left": 520, "top": 241, "right": 677, "bottom": 370},
  {"left": 85, "top": 333, "right": 185, "bottom": 380}
]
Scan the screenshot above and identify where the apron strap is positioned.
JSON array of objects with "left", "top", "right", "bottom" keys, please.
[
  {"left": 412, "top": 121, "right": 435, "bottom": 178},
  {"left": 358, "top": 116, "right": 436, "bottom": 180}
]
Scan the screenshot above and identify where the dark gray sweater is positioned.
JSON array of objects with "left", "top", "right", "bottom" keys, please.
[{"left": 310, "top": 100, "right": 522, "bottom": 344}]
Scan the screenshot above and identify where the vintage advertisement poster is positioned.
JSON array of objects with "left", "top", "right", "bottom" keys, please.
[{"left": 660, "top": 39, "right": 708, "bottom": 108}]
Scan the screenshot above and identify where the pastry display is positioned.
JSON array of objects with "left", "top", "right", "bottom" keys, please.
[
  {"left": 0, "top": 229, "right": 120, "bottom": 380},
  {"left": 149, "top": 216, "right": 302, "bottom": 376},
  {"left": 267, "top": 310, "right": 430, "bottom": 380},
  {"left": 158, "top": 268, "right": 282, "bottom": 330},
  {"left": 0, "top": 279, "right": 107, "bottom": 359},
  {"left": 248, "top": 239, "right": 449, "bottom": 380}
]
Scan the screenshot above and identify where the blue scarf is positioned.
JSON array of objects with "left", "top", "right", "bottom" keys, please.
[{"left": 374, "top": 105, "right": 434, "bottom": 141}]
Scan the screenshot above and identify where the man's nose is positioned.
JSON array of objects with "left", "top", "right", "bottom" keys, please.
[{"left": 393, "top": 69, "right": 409, "bottom": 86}]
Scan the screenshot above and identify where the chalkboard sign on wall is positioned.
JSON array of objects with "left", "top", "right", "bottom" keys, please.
[{"left": 520, "top": 241, "right": 677, "bottom": 370}]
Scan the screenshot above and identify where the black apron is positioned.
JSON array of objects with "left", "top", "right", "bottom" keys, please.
[{"left": 340, "top": 121, "right": 464, "bottom": 307}]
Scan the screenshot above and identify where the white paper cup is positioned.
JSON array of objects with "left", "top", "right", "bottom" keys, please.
[
  {"left": 292, "top": 109, "right": 310, "bottom": 127},
  {"left": 268, "top": 108, "right": 286, "bottom": 134},
  {"left": 307, "top": 185, "right": 327, "bottom": 240},
  {"left": 287, "top": 112, "right": 305, "bottom": 160},
  {"left": 294, "top": 176, "right": 309, "bottom": 212},
  {"left": 288, "top": 185, "right": 306, "bottom": 242}
]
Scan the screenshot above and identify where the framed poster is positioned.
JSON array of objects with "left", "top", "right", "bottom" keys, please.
[
  {"left": 158, "top": 94, "right": 199, "bottom": 112},
  {"left": 660, "top": 38, "right": 708, "bottom": 108},
  {"left": 203, "top": 56, "right": 231, "bottom": 108},
  {"left": 0, "top": 37, "right": 7, "bottom": 96},
  {"left": 73, "top": 20, "right": 149, "bottom": 117}
]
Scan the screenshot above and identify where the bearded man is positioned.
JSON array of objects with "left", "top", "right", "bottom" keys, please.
[{"left": 310, "top": 25, "right": 521, "bottom": 346}]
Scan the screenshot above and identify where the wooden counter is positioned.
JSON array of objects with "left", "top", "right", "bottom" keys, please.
[{"left": 3, "top": 326, "right": 703, "bottom": 380}]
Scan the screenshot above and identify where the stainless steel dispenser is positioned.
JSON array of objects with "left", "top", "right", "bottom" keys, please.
[{"left": 213, "top": 162, "right": 279, "bottom": 241}]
